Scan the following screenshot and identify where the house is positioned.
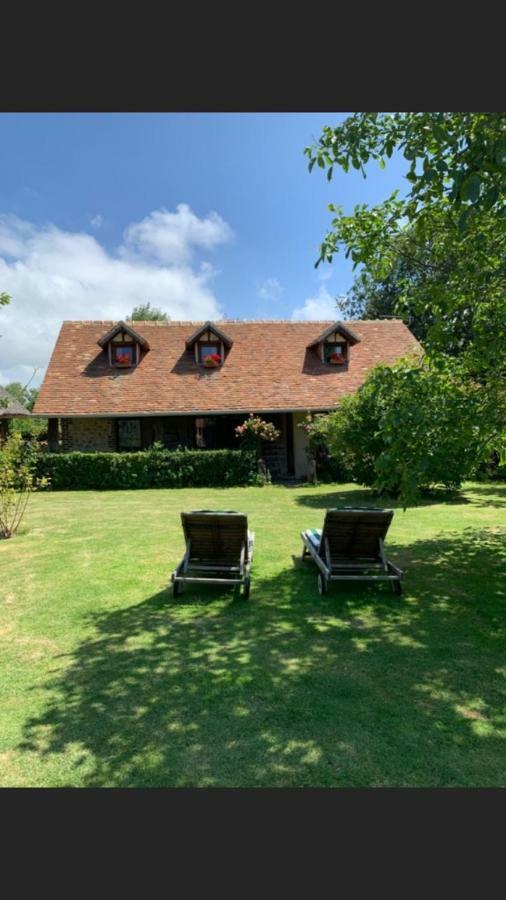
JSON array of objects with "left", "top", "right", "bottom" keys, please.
[{"left": 33, "top": 318, "right": 420, "bottom": 478}]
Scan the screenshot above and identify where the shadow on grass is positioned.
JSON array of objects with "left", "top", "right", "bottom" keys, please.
[
  {"left": 292, "top": 485, "right": 468, "bottom": 510},
  {"left": 461, "top": 484, "right": 506, "bottom": 509},
  {"left": 19, "top": 527, "right": 506, "bottom": 787}
]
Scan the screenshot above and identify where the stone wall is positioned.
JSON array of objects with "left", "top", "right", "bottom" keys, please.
[{"left": 61, "top": 418, "right": 116, "bottom": 452}]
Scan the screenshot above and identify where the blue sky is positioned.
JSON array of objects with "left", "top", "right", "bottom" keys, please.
[{"left": 0, "top": 113, "right": 408, "bottom": 385}]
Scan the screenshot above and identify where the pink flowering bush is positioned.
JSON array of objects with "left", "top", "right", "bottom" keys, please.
[{"left": 235, "top": 415, "right": 281, "bottom": 457}]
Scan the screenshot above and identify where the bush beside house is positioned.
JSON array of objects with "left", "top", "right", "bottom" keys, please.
[{"left": 35, "top": 448, "right": 259, "bottom": 490}]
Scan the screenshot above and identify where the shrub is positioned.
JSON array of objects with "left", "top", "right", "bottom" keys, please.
[
  {"left": 312, "top": 358, "right": 492, "bottom": 504},
  {"left": 297, "top": 413, "right": 350, "bottom": 483},
  {"left": 0, "top": 433, "right": 49, "bottom": 537},
  {"left": 35, "top": 448, "right": 259, "bottom": 491}
]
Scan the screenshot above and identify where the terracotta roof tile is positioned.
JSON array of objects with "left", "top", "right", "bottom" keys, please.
[{"left": 34, "top": 319, "right": 421, "bottom": 417}]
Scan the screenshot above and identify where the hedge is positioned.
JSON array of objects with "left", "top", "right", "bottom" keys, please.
[{"left": 35, "top": 448, "right": 259, "bottom": 490}]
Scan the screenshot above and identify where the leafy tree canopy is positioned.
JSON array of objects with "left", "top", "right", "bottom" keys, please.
[
  {"left": 307, "top": 357, "right": 498, "bottom": 505},
  {"left": 305, "top": 113, "right": 506, "bottom": 501},
  {"left": 129, "top": 302, "right": 170, "bottom": 321},
  {"left": 0, "top": 292, "right": 10, "bottom": 306}
]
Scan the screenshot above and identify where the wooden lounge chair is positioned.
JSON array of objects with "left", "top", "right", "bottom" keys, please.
[
  {"left": 171, "top": 510, "right": 255, "bottom": 599},
  {"left": 301, "top": 507, "right": 403, "bottom": 595}
]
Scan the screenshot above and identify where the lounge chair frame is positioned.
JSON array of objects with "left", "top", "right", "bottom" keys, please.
[
  {"left": 301, "top": 507, "right": 403, "bottom": 595},
  {"left": 171, "top": 510, "right": 255, "bottom": 599}
]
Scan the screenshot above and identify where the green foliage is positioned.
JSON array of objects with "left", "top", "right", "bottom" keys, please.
[
  {"left": 306, "top": 114, "right": 506, "bottom": 374},
  {"left": 305, "top": 112, "right": 506, "bottom": 228},
  {"left": 9, "top": 417, "right": 47, "bottom": 441},
  {"left": 306, "top": 113, "right": 506, "bottom": 501},
  {"left": 0, "top": 433, "right": 48, "bottom": 538},
  {"left": 318, "top": 358, "right": 498, "bottom": 504},
  {"left": 129, "top": 302, "right": 170, "bottom": 321},
  {"left": 297, "top": 413, "right": 349, "bottom": 482},
  {"left": 35, "top": 448, "right": 259, "bottom": 491},
  {"left": 0, "top": 291, "right": 10, "bottom": 306}
]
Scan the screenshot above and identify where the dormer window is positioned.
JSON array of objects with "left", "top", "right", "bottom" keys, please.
[
  {"left": 112, "top": 341, "right": 136, "bottom": 367},
  {"left": 185, "top": 321, "right": 233, "bottom": 369},
  {"left": 199, "top": 344, "right": 223, "bottom": 368},
  {"left": 97, "top": 321, "right": 150, "bottom": 369},
  {"left": 324, "top": 341, "right": 347, "bottom": 365},
  {"left": 306, "top": 321, "right": 360, "bottom": 367}
]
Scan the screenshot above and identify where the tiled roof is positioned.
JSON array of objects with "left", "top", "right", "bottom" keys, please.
[{"left": 33, "top": 319, "right": 421, "bottom": 417}]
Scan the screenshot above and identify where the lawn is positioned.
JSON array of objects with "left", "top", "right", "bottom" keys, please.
[{"left": 0, "top": 482, "right": 505, "bottom": 787}]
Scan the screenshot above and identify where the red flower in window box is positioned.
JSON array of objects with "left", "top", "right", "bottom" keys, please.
[
  {"left": 203, "top": 353, "right": 222, "bottom": 368},
  {"left": 328, "top": 351, "right": 345, "bottom": 364},
  {"left": 115, "top": 351, "right": 132, "bottom": 366}
]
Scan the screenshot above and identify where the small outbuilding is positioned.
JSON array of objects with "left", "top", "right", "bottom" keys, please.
[{"left": 0, "top": 387, "right": 31, "bottom": 443}]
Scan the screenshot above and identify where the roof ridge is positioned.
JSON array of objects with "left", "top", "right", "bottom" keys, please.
[{"left": 62, "top": 318, "right": 406, "bottom": 326}]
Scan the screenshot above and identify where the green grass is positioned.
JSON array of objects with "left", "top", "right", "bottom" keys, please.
[{"left": 1, "top": 482, "right": 505, "bottom": 787}]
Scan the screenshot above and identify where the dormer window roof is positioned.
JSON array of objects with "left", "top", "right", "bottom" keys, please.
[
  {"left": 185, "top": 321, "right": 233, "bottom": 351},
  {"left": 306, "top": 321, "right": 360, "bottom": 350},
  {"left": 97, "top": 321, "right": 150, "bottom": 351},
  {"left": 186, "top": 321, "right": 233, "bottom": 369},
  {"left": 98, "top": 321, "right": 149, "bottom": 369},
  {"left": 307, "top": 321, "right": 360, "bottom": 368}
]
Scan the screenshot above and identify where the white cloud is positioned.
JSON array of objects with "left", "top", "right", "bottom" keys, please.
[
  {"left": 0, "top": 205, "right": 233, "bottom": 386},
  {"left": 121, "top": 203, "right": 233, "bottom": 266},
  {"left": 316, "top": 267, "right": 333, "bottom": 282},
  {"left": 292, "top": 286, "right": 338, "bottom": 321},
  {"left": 257, "top": 277, "right": 284, "bottom": 302},
  {"left": 89, "top": 214, "right": 103, "bottom": 229}
]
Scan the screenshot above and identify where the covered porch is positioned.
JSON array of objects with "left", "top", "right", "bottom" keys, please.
[{"left": 55, "top": 411, "right": 310, "bottom": 479}]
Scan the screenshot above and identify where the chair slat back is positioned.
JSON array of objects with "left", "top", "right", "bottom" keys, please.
[
  {"left": 181, "top": 511, "right": 249, "bottom": 563},
  {"left": 320, "top": 508, "right": 394, "bottom": 562}
]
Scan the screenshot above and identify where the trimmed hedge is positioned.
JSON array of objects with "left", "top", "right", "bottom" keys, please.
[{"left": 35, "top": 448, "right": 259, "bottom": 490}]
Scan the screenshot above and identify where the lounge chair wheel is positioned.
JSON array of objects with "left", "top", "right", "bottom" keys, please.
[
  {"left": 243, "top": 576, "right": 251, "bottom": 599},
  {"left": 317, "top": 572, "right": 328, "bottom": 595},
  {"left": 172, "top": 578, "right": 182, "bottom": 598},
  {"left": 392, "top": 580, "right": 402, "bottom": 595}
]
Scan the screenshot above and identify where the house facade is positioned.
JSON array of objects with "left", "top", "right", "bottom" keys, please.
[{"left": 34, "top": 318, "right": 419, "bottom": 478}]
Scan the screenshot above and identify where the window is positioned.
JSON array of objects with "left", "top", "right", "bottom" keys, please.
[
  {"left": 117, "top": 419, "right": 142, "bottom": 450},
  {"left": 195, "top": 417, "right": 218, "bottom": 448},
  {"left": 324, "top": 341, "right": 347, "bottom": 365},
  {"left": 112, "top": 343, "right": 136, "bottom": 367},
  {"left": 198, "top": 342, "right": 222, "bottom": 367},
  {"left": 195, "top": 417, "right": 206, "bottom": 448}
]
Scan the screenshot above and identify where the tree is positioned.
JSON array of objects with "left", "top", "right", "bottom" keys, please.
[
  {"left": 306, "top": 113, "right": 506, "bottom": 229},
  {"left": 345, "top": 231, "right": 434, "bottom": 345},
  {"left": 0, "top": 432, "right": 48, "bottom": 538},
  {"left": 0, "top": 292, "right": 10, "bottom": 306},
  {"left": 305, "top": 114, "right": 506, "bottom": 365},
  {"left": 129, "top": 302, "right": 169, "bottom": 321},
  {"left": 304, "top": 113, "right": 506, "bottom": 499},
  {"left": 316, "top": 358, "right": 490, "bottom": 505}
]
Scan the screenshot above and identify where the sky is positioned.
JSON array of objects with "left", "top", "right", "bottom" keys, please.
[{"left": 0, "top": 113, "right": 408, "bottom": 387}]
